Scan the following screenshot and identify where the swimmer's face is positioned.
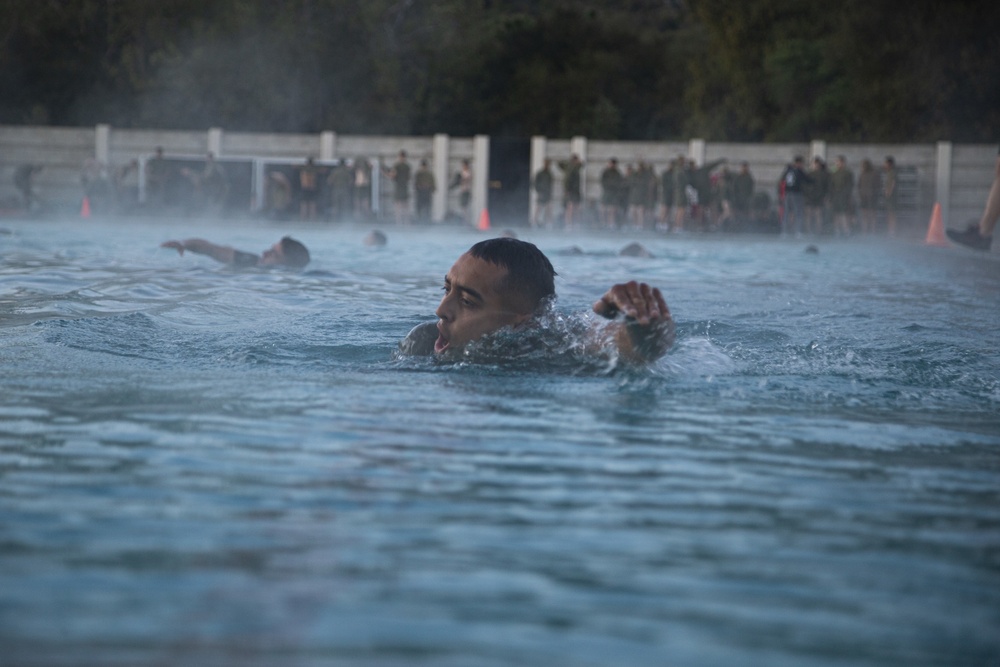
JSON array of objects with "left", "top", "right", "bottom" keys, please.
[
  {"left": 259, "top": 241, "right": 285, "bottom": 266},
  {"left": 434, "top": 253, "right": 531, "bottom": 355}
]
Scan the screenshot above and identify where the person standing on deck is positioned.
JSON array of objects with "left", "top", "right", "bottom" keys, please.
[
  {"left": 882, "top": 156, "right": 898, "bottom": 237},
  {"left": 387, "top": 150, "right": 412, "bottom": 226},
  {"left": 532, "top": 159, "right": 554, "bottom": 228},
  {"left": 779, "top": 156, "right": 812, "bottom": 237},
  {"left": 856, "top": 159, "right": 880, "bottom": 235},
  {"left": 298, "top": 156, "right": 319, "bottom": 220},
  {"left": 829, "top": 156, "right": 855, "bottom": 237},
  {"left": 559, "top": 154, "right": 583, "bottom": 230}
]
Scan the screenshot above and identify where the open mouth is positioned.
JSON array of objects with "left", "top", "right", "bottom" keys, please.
[{"left": 434, "top": 325, "right": 450, "bottom": 354}]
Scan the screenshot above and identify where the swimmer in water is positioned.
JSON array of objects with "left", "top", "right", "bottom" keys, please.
[
  {"left": 399, "top": 237, "right": 674, "bottom": 364},
  {"left": 363, "top": 230, "right": 388, "bottom": 247},
  {"left": 160, "top": 236, "right": 310, "bottom": 269}
]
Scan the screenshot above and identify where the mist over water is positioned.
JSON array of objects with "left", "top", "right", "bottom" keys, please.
[{"left": 1, "top": 217, "right": 999, "bottom": 666}]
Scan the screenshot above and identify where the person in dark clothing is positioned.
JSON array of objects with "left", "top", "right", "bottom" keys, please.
[
  {"left": 559, "top": 154, "right": 583, "bottom": 229},
  {"left": 882, "top": 156, "right": 898, "bottom": 237},
  {"left": 532, "top": 159, "right": 554, "bottom": 227},
  {"left": 388, "top": 150, "right": 412, "bottom": 225},
  {"left": 600, "top": 158, "right": 624, "bottom": 229},
  {"left": 779, "top": 156, "right": 813, "bottom": 237},
  {"left": 414, "top": 158, "right": 436, "bottom": 223},
  {"left": 298, "top": 156, "right": 320, "bottom": 220},
  {"left": 732, "top": 162, "right": 755, "bottom": 226},
  {"left": 804, "top": 157, "right": 830, "bottom": 235},
  {"left": 829, "top": 155, "right": 856, "bottom": 237},
  {"left": 658, "top": 161, "right": 675, "bottom": 230},
  {"left": 326, "top": 159, "right": 354, "bottom": 222},
  {"left": 13, "top": 164, "right": 42, "bottom": 211},
  {"left": 690, "top": 158, "right": 725, "bottom": 230}
]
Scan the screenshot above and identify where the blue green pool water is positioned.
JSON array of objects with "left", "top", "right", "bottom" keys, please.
[{"left": 1, "top": 218, "right": 998, "bottom": 666}]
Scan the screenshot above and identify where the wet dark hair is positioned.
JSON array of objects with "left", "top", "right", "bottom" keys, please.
[
  {"left": 280, "top": 236, "right": 310, "bottom": 268},
  {"left": 467, "top": 237, "right": 556, "bottom": 312}
]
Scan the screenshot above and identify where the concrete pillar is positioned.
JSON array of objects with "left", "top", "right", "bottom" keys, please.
[
  {"left": 530, "top": 136, "right": 547, "bottom": 225},
  {"left": 95, "top": 124, "right": 110, "bottom": 165},
  {"left": 472, "top": 134, "right": 490, "bottom": 226},
  {"left": 320, "top": 131, "right": 336, "bottom": 161},
  {"left": 936, "top": 141, "right": 952, "bottom": 226},
  {"left": 208, "top": 127, "right": 223, "bottom": 156},
  {"left": 810, "top": 140, "right": 827, "bottom": 163},
  {"left": 571, "top": 136, "right": 587, "bottom": 199},
  {"left": 433, "top": 133, "right": 450, "bottom": 222},
  {"left": 689, "top": 138, "right": 705, "bottom": 166}
]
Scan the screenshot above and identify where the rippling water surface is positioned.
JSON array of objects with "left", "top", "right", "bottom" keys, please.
[{"left": 1, "top": 218, "right": 998, "bottom": 666}]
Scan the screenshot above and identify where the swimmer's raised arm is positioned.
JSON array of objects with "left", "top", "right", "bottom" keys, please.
[
  {"left": 160, "top": 238, "right": 236, "bottom": 264},
  {"left": 593, "top": 281, "right": 675, "bottom": 363}
]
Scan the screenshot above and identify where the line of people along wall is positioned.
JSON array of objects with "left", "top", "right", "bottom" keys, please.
[{"left": 1, "top": 125, "right": 993, "bottom": 232}]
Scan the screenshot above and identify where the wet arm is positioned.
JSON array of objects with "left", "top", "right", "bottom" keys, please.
[
  {"left": 592, "top": 281, "right": 675, "bottom": 364},
  {"left": 160, "top": 238, "right": 237, "bottom": 264}
]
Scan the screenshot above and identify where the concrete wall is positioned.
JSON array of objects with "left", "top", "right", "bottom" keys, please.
[
  {"left": 539, "top": 138, "right": 990, "bottom": 231},
  {"left": 0, "top": 125, "right": 94, "bottom": 212},
  {"left": 1, "top": 124, "right": 994, "bottom": 231}
]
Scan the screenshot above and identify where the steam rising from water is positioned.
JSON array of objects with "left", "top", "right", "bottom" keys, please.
[{"left": 2, "top": 219, "right": 1000, "bottom": 665}]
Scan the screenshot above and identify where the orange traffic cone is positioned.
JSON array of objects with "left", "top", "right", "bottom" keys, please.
[
  {"left": 477, "top": 208, "right": 491, "bottom": 231},
  {"left": 80, "top": 196, "right": 91, "bottom": 219},
  {"left": 924, "top": 202, "right": 948, "bottom": 246}
]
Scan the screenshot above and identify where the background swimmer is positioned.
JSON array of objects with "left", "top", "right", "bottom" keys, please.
[
  {"left": 363, "top": 230, "right": 388, "bottom": 247},
  {"left": 399, "top": 237, "right": 674, "bottom": 364},
  {"left": 618, "top": 242, "right": 654, "bottom": 258},
  {"left": 161, "top": 236, "right": 310, "bottom": 268}
]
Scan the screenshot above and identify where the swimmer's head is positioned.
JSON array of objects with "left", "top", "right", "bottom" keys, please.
[
  {"left": 364, "top": 230, "right": 388, "bottom": 247},
  {"left": 467, "top": 238, "right": 555, "bottom": 315},
  {"left": 280, "top": 236, "right": 310, "bottom": 268},
  {"left": 434, "top": 238, "right": 556, "bottom": 355},
  {"left": 619, "top": 242, "right": 653, "bottom": 258},
  {"left": 261, "top": 236, "right": 310, "bottom": 268}
]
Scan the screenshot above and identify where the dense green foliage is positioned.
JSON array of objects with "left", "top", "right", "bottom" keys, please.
[{"left": 2, "top": 0, "right": 997, "bottom": 141}]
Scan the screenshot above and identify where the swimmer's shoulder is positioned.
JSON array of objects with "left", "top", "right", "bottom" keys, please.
[
  {"left": 398, "top": 320, "right": 437, "bottom": 356},
  {"left": 231, "top": 250, "right": 261, "bottom": 268}
]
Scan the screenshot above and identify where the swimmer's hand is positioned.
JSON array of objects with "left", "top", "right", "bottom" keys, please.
[
  {"left": 161, "top": 240, "right": 185, "bottom": 255},
  {"left": 593, "top": 281, "right": 675, "bottom": 362},
  {"left": 593, "top": 281, "right": 668, "bottom": 325}
]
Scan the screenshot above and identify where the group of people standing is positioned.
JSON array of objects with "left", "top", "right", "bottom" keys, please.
[
  {"left": 778, "top": 154, "right": 899, "bottom": 238},
  {"left": 531, "top": 154, "right": 760, "bottom": 233},
  {"left": 382, "top": 151, "right": 472, "bottom": 226},
  {"left": 264, "top": 151, "right": 472, "bottom": 226},
  {"left": 143, "top": 148, "right": 231, "bottom": 217},
  {"left": 531, "top": 155, "right": 589, "bottom": 230},
  {"left": 529, "top": 152, "right": 905, "bottom": 237},
  {"left": 264, "top": 155, "right": 374, "bottom": 223},
  {"left": 8, "top": 147, "right": 959, "bottom": 243}
]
